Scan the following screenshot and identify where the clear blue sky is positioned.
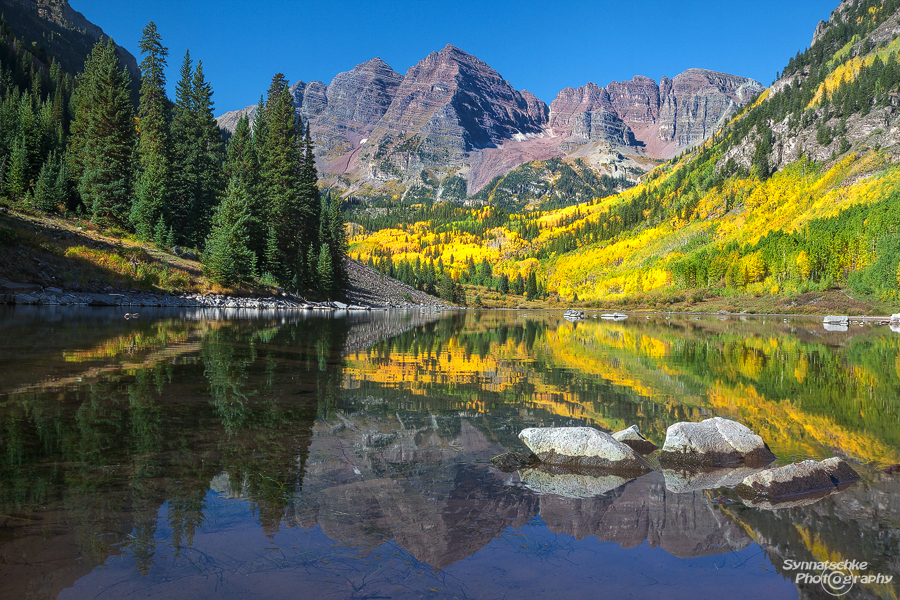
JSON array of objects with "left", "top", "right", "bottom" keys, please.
[{"left": 70, "top": 0, "right": 839, "bottom": 115}]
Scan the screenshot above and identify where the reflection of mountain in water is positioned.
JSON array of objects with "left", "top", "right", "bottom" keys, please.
[
  {"left": 259, "top": 407, "right": 754, "bottom": 568},
  {"left": 1, "top": 309, "right": 899, "bottom": 599}
]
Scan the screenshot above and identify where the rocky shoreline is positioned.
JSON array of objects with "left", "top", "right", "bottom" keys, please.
[
  {"left": 0, "top": 285, "right": 406, "bottom": 310},
  {"left": 0, "top": 258, "right": 452, "bottom": 311}
]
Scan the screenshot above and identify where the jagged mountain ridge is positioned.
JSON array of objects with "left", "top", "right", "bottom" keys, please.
[
  {"left": 0, "top": 0, "right": 140, "bottom": 90},
  {"left": 216, "top": 44, "right": 764, "bottom": 199}
]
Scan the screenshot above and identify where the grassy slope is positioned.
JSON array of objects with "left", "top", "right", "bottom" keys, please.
[{"left": 0, "top": 202, "right": 241, "bottom": 295}]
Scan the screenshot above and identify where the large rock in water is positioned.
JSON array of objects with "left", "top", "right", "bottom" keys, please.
[
  {"left": 659, "top": 417, "right": 775, "bottom": 467},
  {"left": 738, "top": 458, "right": 860, "bottom": 502},
  {"left": 518, "top": 427, "right": 652, "bottom": 471}
]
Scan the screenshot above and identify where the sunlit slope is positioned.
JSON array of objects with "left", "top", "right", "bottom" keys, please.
[{"left": 350, "top": 2, "right": 900, "bottom": 304}]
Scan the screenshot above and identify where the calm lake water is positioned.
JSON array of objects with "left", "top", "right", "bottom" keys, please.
[{"left": 0, "top": 306, "right": 898, "bottom": 600}]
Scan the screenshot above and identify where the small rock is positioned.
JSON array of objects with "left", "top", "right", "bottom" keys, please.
[
  {"left": 882, "top": 463, "right": 900, "bottom": 473},
  {"left": 518, "top": 427, "right": 653, "bottom": 471},
  {"left": 659, "top": 417, "right": 775, "bottom": 467},
  {"left": 44, "top": 286, "right": 63, "bottom": 294},
  {"left": 611, "top": 424, "right": 658, "bottom": 454},
  {"left": 823, "top": 315, "right": 849, "bottom": 324},
  {"left": 490, "top": 452, "right": 538, "bottom": 472}
]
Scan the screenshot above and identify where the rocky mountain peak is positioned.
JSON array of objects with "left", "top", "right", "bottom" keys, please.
[{"left": 217, "top": 45, "right": 762, "bottom": 198}]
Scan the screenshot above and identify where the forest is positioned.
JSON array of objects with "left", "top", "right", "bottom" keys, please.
[{"left": 0, "top": 20, "right": 346, "bottom": 296}]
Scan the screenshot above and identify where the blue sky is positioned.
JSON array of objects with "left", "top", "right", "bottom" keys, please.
[{"left": 70, "top": 0, "right": 839, "bottom": 115}]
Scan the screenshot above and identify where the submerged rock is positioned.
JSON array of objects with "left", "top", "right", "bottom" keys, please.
[
  {"left": 518, "top": 464, "right": 637, "bottom": 498},
  {"left": 490, "top": 451, "right": 538, "bottom": 472},
  {"left": 662, "top": 464, "right": 767, "bottom": 494},
  {"left": 737, "top": 457, "right": 859, "bottom": 507},
  {"left": 518, "top": 427, "right": 652, "bottom": 471},
  {"left": 659, "top": 417, "right": 775, "bottom": 467},
  {"left": 611, "top": 424, "right": 658, "bottom": 454}
]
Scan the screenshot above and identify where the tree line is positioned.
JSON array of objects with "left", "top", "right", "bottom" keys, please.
[{"left": 0, "top": 21, "right": 346, "bottom": 297}]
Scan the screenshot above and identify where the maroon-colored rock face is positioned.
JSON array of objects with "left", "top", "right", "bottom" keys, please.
[
  {"left": 367, "top": 44, "right": 548, "bottom": 158},
  {"left": 548, "top": 70, "right": 764, "bottom": 159},
  {"left": 216, "top": 46, "right": 763, "bottom": 195}
]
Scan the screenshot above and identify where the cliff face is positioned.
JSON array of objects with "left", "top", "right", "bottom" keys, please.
[
  {"left": 216, "top": 45, "right": 762, "bottom": 198},
  {"left": 0, "top": 0, "right": 140, "bottom": 91},
  {"left": 548, "top": 70, "right": 764, "bottom": 158}
]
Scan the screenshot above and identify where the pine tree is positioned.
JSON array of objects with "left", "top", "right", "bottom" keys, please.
[
  {"left": 6, "top": 136, "right": 27, "bottom": 199},
  {"left": 316, "top": 242, "right": 333, "bottom": 298},
  {"left": 153, "top": 213, "right": 167, "bottom": 247},
  {"left": 169, "top": 50, "right": 196, "bottom": 244},
  {"left": 259, "top": 74, "right": 300, "bottom": 286},
  {"left": 224, "top": 114, "right": 264, "bottom": 263},
  {"left": 499, "top": 273, "right": 509, "bottom": 294},
  {"left": 327, "top": 192, "right": 347, "bottom": 290},
  {"left": 71, "top": 39, "right": 136, "bottom": 227},
  {"left": 32, "top": 149, "right": 62, "bottom": 212},
  {"left": 188, "top": 60, "right": 224, "bottom": 246},
  {"left": 203, "top": 178, "right": 257, "bottom": 285},
  {"left": 297, "top": 120, "right": 320, "bottom": 262},
  {"left": 526, "top": 270, "right": 538, "bottom": 300},
  {"left": 131, "top": 22, "right": 171, "bottom": 240}
]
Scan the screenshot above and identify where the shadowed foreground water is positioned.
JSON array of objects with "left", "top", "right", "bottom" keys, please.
[{"left": 0, "top": 306, "right": 897, "bottom": 599}]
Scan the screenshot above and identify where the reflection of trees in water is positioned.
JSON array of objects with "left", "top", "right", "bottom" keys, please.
[
  {"left": 1, "top": 310, "right": 900, "bottom": 595},
  {"left": 345, "top": 312, "right": 900, "bottom": 464},
  {"left": 0, "top": 314, "right": 351, "bottom": 586}
]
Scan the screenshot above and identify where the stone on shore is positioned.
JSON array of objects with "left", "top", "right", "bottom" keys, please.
[
  {"left": 611, "top": 424, "right": 658, "bottom": 454},
  {"left": 518, "top": 427, "right": 652, "bottom": 471},
  {"left": 659, "top": 417, "right": 775, "bottom": 467},
  {"left": 737, "top": 457, "right": 859, "bottom": 505}
]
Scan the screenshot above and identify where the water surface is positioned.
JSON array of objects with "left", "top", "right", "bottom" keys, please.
[{"left": 0, "top": 307, "right": 897, "bottom": 599}]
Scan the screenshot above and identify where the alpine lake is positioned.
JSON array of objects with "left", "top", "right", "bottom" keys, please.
[{"left": 1, "top": 306, "right": 898, "bottom": 600}]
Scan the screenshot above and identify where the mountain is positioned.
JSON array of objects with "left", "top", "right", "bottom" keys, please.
[
  {"left": 349, "top": 0, "right": 900, "bottom": 312},
  {"left": 216, "top": 44, "right": 763, "bottom": 201},
  {"left": 0, "top": 0, "right": 140, "bottom": 87}
]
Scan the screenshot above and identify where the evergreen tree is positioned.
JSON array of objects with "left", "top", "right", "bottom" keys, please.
[
  {"left": 316, "top": 242, "right": 333, "bottom": 298},
  {"left": 259, "top": 74, "right": 300, "bottom": 286},
  {"left": 169, "top": 54, "right": 224, "bottom": 247},
  {"left": 203, "top": 178, "right": 257, "bottom": 285},
  {"left": 526, "top": 270, "right": 538, "bottom": 301},
  {"left": 224, "top": 114, "right": 264, "bottom": 262},
  {"left": 188, "top": 60, "right": 224, "bottom": 246},
  {"left": 31, "top": 149, "right": 63, "bottom": 212},
  {"left": 296, "top": 121, "right": 320, "bottom": 267},
  {"left": 439, "top": 274, "right": 455, "bottom": 303},
  {"left": 499, "top": 273, "right": 510, "bottom": 294},
  {"left": 71, "top": 39, "right": 136, "bottom": 226},
  {"left": 131, "top": 22, "right": 171, "bottom": 240},
  {"left": 153, "top": 213, "right": 167, "bottom": 247},
  {"left": 169, "top": 50, "right": 197, "bottom": 243},
  {"left": 327, "top": 192, "right": 347, "bottom": 290},
  {"left": 6, "top": 136, "right": 27, "bottom": 199}
]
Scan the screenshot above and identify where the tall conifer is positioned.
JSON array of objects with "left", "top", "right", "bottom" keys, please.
[
  {"left": 259, "top": 74, "right": 300, "bottom": 286},
  {"left": 169, "top": 51, "right": 196, "bottom": 244},
  {"left": 131, "top": 22, "right": 171, "bottom": 240},
  {"left": 72, "top": 39, "right": 136, "bottom": 226}
]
